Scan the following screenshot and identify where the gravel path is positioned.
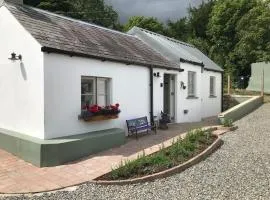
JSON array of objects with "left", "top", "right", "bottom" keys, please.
[{"left": 2, "top": 104, "right": 270, "bottom": 200}]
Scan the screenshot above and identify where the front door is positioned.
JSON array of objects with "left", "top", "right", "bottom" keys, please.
[{"left": 164, "top": 74, "right": 176, "bottom": 122}]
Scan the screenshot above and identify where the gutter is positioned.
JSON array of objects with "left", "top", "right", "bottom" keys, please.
[
  {"left": 149, "top": 67, "right": 154, "bottom": 124},
  {"left": 180, "top": 58, "right": 204, "bottom": 67},
  {"left": 221, "top": 73, "right": 224, "bottom": 112},
  {"left": 41, "top": 46, "right": 181, "bottom": 71}
]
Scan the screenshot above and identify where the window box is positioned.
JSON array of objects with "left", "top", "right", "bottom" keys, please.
[
  {"left": 82, "top": 114, "right": 119, "bottom": 122},
  {"left": 79, "top": 103, "right": 121, "bottom": 122}
]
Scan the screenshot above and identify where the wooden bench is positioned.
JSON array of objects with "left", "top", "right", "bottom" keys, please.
[{"left": 126, "top": 116, "right": 157, "bottom": 139}]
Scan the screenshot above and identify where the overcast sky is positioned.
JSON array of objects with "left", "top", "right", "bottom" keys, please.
[{"left": 106, "top": 0, "right": 202, "bottom": 23}]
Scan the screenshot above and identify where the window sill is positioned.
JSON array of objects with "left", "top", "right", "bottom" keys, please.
[
  {"left": 186, "top": 96, "right": 199, "bottom": 99},
  {"left": 209, "top": 95, "right": 217, "bottom": 98}
]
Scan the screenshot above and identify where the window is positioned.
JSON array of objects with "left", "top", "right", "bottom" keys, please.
[
  {"left": 188, "top": 71, "right": 196, "bottom": 97},
  {"left": 210, "top": 76, "right": 216, "bottom": 97},
  {"left": 81, "top": 76, "right": 110, "bottom": 108}
]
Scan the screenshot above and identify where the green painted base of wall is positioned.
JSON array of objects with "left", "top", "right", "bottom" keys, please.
[{"left": 0, "top": 128, "right": 126, "bottom": 167}]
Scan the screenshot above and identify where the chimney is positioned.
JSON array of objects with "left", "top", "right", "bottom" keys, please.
[{"left": 5, "top": 0, "right": 23, "bottom": 4}]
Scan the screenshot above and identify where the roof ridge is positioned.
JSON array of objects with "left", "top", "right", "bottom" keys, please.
[
  {"left": 133, "top": 26, "right": 195, "bottom": 48},
  {"left": 4, "top": 1, "right": 135, "bottom": 38}
]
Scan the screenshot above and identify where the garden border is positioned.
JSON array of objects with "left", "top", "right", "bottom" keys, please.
[{"left": 91, "top": 136, "right": 223, "bottom": 185}]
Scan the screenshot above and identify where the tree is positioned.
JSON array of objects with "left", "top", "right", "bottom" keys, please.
[
  {"left": 188, "top": 0, "right": 214, "bottom": 39},
  {"left": 234, "top": 0, "right": 270, "bottom": 71},
  {"left": 37, "top": 0, "right": 74, "bottom": 16},
  {"left": 23, "top": 0, "right": 40, "bottom": 6},
  {"left": 207, "top": 0, "right": 270, "bottom": 79},
  {"left": 165, "top": 18, "right": 190, "bottom": 41},
  {"left": 165, "top": 1, "right": 214, "bottom": 53},
  {"left": 71, "top": 0, "right": 118, "bottom": 28},
  {"left": 123, "top": 16, "right": 165, "bottom": 34},
  {"left": 24, "top": 0, "right": 119, "bottom": 28}
]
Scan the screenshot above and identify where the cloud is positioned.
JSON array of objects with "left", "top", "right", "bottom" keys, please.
[{"left": 106, "top": 0, "right": 202, "bottom": 23}]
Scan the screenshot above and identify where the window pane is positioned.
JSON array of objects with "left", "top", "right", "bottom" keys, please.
[
  {"left": 97, "top": 78, "right": 107, "bottom": 95},
  {"left": 81, "top": 95, "right": 96, "bottom": 107},
  {"left": 97, "top": 95, "right": 107, "bottom": 107},
  {"left": 81, "top": 77, "right": 96, "bottom": 107},
  {"left": 210, "top": 76, "right": 215, "bottom": 96},
  {"left": 188, "top": 71, "right": 196, "bottom": 96},
  {"left": 97, "top": 78, "right": 109, "bottom": 105},
  {"left": 81, "top": 78, "right": 95, "bottom": 95}
]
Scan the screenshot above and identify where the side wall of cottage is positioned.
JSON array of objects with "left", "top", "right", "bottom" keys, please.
[{"left": 0, "top": 6, "right": 45, "bottom": 139}]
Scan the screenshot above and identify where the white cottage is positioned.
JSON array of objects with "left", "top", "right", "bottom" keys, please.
[
  {"left": 128, "top": 27, "right": 224, "bottom": 123},
  {"left": 0, "top": 1, "right": 223, "bottom": 167}
]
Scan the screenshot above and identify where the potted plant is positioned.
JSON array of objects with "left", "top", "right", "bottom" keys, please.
[{"left": 159, "top": 111, "right": 171, "bottom": 130}]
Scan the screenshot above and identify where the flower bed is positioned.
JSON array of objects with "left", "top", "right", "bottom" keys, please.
[
  {"left": 80, "top": 103, "right": 121, "bottom": 122},
  {"left": 97, "top": 129, "right": 217, "bottom": 181}
]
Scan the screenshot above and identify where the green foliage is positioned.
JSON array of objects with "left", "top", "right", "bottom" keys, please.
[
  {"left": 124, "top": 16, "right": 165, "bottom": 34},
  {"left": 165, "top": 18, "right": 190, "bottom": 41},
  {"left": 108, "top": 129, "right": 216, "bottom": 180},
  {"left": 71, "top": 0, "right": 118, "bottom": 28},
  {"left": 37, "top": 0, "right": 74, "bottom": 16},
  {"left": 25, "top": 0, "right": 119, "bottom": 28},
  {"left": 207, "top": 0, "right": 270, "bottom": 79},
  {"left": 23, "top": 0, "right": 40, "bottom": 6},
  {"left": 188, "top": 0, "right": 214, "bottom": 39},
  {"left": 221, "top": 118, "right": 233, "bottom": 127}
]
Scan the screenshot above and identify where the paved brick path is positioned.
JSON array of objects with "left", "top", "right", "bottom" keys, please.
[{"left": 0, "top": 120, "right": 217, "bottom": 194}]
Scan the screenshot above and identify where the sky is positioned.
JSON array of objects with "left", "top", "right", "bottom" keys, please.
[{"left": 106, "top": 0, "right": 202, "bottom": 23}]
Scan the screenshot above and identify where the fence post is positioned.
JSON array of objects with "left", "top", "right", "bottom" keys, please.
[
  {"left": 261, "top": 69, "right": 264, "bottom": 98},
  {"left": 227, "top": 75, "right": 231, "bottom": 95}
]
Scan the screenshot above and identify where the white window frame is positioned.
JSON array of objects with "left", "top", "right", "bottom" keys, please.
[
  {"left": 210, "top": 76, "right": 216, "bottom": 97},
  {"left": 188, "top": 71, "right": 196, "bottom": 97},
  {"left": 81, "top": 76, "right": 111, "bottom": 107}
]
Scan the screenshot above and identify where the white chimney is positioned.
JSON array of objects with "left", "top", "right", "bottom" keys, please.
[{"left": 5, "top": 0, "right": 23, "bottom": 4}]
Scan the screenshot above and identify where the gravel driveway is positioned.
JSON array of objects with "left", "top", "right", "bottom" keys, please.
[{"left": 2, "top": 104, "right": 270, "bottom": 200}]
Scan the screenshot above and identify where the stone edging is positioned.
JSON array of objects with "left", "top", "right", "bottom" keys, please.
[{"left": 90, "top": 137, "right": 223, "bottom": 186}]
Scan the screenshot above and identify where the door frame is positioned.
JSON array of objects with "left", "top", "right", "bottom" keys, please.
[{"left": 163, "top": 73, "right": 177, "bottom": 123}]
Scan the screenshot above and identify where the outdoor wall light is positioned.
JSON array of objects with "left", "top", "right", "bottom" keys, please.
[
  {"left": 153, "top": 72, "right": 161, "bottom": 77},
  {"left": 9, "top": 52, "right": 22, "bottom": 61},
  {"left": 180, "top": 81, "right": 186, "bottom": 90}
]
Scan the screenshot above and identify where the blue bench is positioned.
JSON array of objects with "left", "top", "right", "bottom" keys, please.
[{"left": 126, "top": 116, "right": 157, "bottom": 139}]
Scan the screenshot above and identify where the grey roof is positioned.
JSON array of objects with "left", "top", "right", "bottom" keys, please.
[
  {"left": 128, "top": 27, "right": 223, "bottom": 72},
  {"left": 4, "top": 2, "right": 178, "bottom": 69}
]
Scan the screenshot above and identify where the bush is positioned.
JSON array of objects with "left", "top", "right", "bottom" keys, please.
[{"left": 222, "top": 118, "right": 233, "bottom": 127}]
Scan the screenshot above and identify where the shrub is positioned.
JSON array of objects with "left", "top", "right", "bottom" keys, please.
[{"left": 222, "top": 118, "right": 233, "bottom": 127}]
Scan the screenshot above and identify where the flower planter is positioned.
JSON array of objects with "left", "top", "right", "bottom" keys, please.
[{"left": 83, "top": 115, "right": 119, "bottom": 122}]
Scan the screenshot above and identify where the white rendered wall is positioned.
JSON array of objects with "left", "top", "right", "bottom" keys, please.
[
  {"left": 153, "top": 63, "right": 203, "bottom": 123},
  {"left": 44, "top": 53, "right": 150, "bottom": 139},
  {"left": 0, "top": 6, "right": 44, "bottom": 139},
  {"left": 201, "top": 70, "right": 222, "bottom": 118}
]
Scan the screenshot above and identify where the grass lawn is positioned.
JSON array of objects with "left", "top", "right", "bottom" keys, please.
[{"left": 98, "top": 129, "right": 217, "bottom": 181}]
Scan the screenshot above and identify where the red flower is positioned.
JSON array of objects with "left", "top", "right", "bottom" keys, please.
[
  {"left": 115, "top": 103, "right": 120, "bottom": 108},
  {"left": 90, "top": 108, "right": 99, "bottom": 113}
]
